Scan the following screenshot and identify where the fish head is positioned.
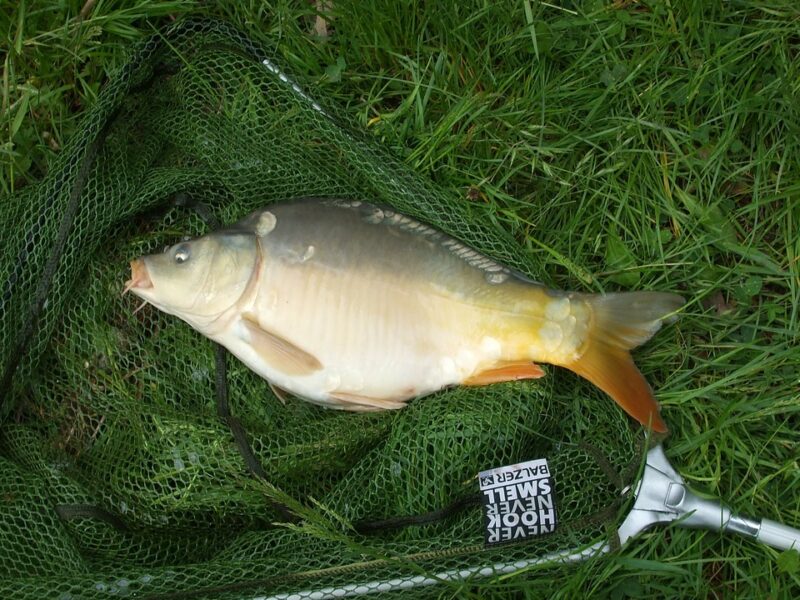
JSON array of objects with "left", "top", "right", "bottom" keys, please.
[{"left": 125, "top": 232, "right": 259, "bottom": 322}]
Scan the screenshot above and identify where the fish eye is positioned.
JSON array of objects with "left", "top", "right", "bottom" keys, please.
[{"left": 174, "top": 244, "right": 191, "bottom": 264}]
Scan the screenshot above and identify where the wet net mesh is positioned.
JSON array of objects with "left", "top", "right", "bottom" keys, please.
[{"left": 0, "top": 19, "right": 646, "bottom": 599}]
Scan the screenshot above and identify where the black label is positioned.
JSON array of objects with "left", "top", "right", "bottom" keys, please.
[{"left": 479, "top": 458, "right": 557, "bottom": 544}]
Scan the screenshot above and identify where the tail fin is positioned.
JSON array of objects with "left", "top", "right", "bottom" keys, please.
[{"left": 563, "top": 292, "right": 684, "bottom": 433}]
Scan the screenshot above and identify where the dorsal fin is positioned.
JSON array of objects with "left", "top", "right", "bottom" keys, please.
[{"left": 325, "top": 199, "right": 512, "bottom": 277}]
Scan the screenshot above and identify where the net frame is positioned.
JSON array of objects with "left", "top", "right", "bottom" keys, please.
[{"left": 0, "top": 18, "right": 650, "bottom": 599}]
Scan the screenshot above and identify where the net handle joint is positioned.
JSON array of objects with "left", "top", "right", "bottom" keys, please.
[{"left": 617, "top": 445, "right": 800, "bottom": 551}]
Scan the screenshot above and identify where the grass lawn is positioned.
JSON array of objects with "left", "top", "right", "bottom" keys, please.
[{"left": 2, "top": 0, "right": 799, "bottom": 597}]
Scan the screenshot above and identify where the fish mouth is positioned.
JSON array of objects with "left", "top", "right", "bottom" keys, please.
[{"left": 122, "top": 258, "right": 153, "bottom": 296}]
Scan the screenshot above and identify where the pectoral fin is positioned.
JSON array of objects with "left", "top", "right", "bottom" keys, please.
[
  {"left": 463, "top": 361, "right": 545, "bottom": 386},
  {"left": 241, "top": 314, "right": 322, "bottom": 376}
]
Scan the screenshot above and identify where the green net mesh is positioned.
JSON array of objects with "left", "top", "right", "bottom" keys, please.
[{"left": 0, "top": 19, "right": 646, "bottom": 598}]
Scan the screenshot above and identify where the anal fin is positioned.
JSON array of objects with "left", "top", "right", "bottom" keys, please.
[{"left": 463, "top": 361, "right": 545, "bottom": 386}]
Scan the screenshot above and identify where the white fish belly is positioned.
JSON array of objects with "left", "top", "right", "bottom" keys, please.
[{"left": 230, "top": 259, "right": 491, "bottom": 406}]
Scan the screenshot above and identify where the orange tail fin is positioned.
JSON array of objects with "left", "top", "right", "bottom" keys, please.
[{"left": 563, "top": 292, "right": 684, "bottom": 433}]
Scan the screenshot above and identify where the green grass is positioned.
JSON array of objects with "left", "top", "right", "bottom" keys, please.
[{"left": 2, "top": 0, "right": 800, "bottom": 597}]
